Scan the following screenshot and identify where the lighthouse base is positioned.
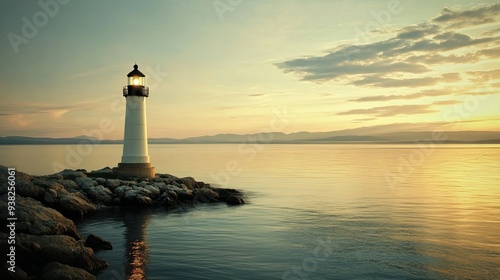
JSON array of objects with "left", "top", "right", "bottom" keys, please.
[{"left": 113, "top": 163, "right": 156, "bottom": 179}]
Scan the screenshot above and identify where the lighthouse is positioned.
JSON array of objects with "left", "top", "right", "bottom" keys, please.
[{"left": 113, "top": 64, "right": 155, "bottom": 178}]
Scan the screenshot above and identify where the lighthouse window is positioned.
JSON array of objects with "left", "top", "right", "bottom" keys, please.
[{"left": 128, "top": 76, "right": 144, "bottom": 86}]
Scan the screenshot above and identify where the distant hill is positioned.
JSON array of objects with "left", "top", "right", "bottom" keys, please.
[{"left": 1, "top": 130, "right": 500, "bottom": 144}]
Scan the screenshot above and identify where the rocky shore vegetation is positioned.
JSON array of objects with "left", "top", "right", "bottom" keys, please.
[{"left": 0, "top": 165, "right": 245, "bottom": 279}]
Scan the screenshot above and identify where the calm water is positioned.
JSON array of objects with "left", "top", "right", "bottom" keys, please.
[{"left": 2, "top": 144, "right": 500, "bottom": 279}]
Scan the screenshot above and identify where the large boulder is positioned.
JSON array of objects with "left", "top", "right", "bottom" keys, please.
[
  {"left": 0, "top": 263, "right": 28, "bottom": 280},
  {"left": 59, "top": 193, "right": 97, "bottom": 219},
  {"left": 179, "top": 177, "right": 198, "bottom": 190},
  {"left": 56, "top": 170, "right": 87, "bottom": 180},
  {"left": 0, "top": 195, "right": 81, "bottom": 240},
  {"left": 226, "top": 195, "right": 245, "bottom": 206},
  {"left": 84, "top": 234, "right": 112, "bottom": 251},
  {"left": 105, "top": 179, "right": 121, "bottom": 191},
  {"left": 55, "top": 180, "right": 80, "bottom": 192},
  {"left": 15, "top": 179, "right": 46, "bottom": 199},
  {"left": 0, "top": 165, "right": 31, "bottom": 183},
  {"left": 75, "top": 177, "right": 96, "bottom": 192},
  {"left": 42, "top": 262, "right": 96, "bottom": 280},
  {"left": 86, "top": 185, "right": 114, "bottom": 205},
  {"left": 87, "top": 167, "right": 113, "bottom": 178},
  {"left": 144, "top": 185, "right": 161, "bottom": 197},
  {"left": 193, "top": 188, "right": 219, "bottom": 203},
  {"left": 113, "top": 185, "right": 132, "bottom": 199},
  {"left": 16, "top": 234, "right": 107, "bottom": 273},
  {"left": 159, "top": 184, "right": 193, "bottom": 200},
  {"left": 123, "top": 189, "right": 152, "bottom": 206}
]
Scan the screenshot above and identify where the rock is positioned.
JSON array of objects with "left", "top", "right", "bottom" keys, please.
[
  {"left": 0, "top": 195, "right": 81, "bottom": 240},
  {"left": 56, "top": 170, "right": 87, "bottom": 180},
  {"left": 42, "top": 262, "right": 96, "bottom": 280},
  {"left": 144, "top": 185, "right": 161, "bottom": 197},
  {"left": 179, "top": 177, "right": 198, "bottom": 190},
  {"left": 105, "top": 179, "right": 121, "bottom": 191},
  {"left": 114, "top": 185, "right": 132, "bottom": 199},
  {"left": 16, "top": 179, "right": 45, "bottom": 199},
  {"left": 87, "top": 167, "right": 113, "bottom": 178},
  {"left": 87, "top": 185, "right": 114, "bottom": 205},
  {"left": 226, "top": 195, "right": 245, "bottom": 205},
  {"left": 84, "top": 234, "right": 112, "bottom": 251},
  {"left": 42, "top": 173, "right": 64, "bottom": 180},
  {"left": 16, "top": 233, "right": 107, "bottom": 272},
  {"left": 75, "top": 177, "right": 96, "bottom": 191},
  {"left": 43, "top": 190, "right": 57, "bottom": 204},
  {"left": 123, "top": 189, "right": 152, "bottom": 206},
  {"left": 161, "top": 184, "right": 193, "bottom": 200},
  {"left": 55, "top": 180, "right": 80, "bottom": 191},
  {"left": 215, "top": 188, "right": 241, "bottom": 199},
  {"left": 0, "top": 165, "right": 31, "bottom": 181},
  {"left": 59, "top": 193, "right": 97, "bottom": 219},
  {"left": 95, "top": 178, "right": 107, "bottom": 186},
  {"left": 31, "top": 178, "right": 55, "bottom": 190},
  {"left": 193, "top": 188, "right": 219, "bottom": 203},
  {"left": 41, "top": 181, "right": 69, "bottom": 206},
  {"left": 0, "top": 263, "right": 28, "bottom": 280},
  {"left": 136, "top": 195, "right": 153, "bottom": 206}
]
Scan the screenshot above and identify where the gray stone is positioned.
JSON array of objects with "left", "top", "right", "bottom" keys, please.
[
  {"left": 55, "top": 180, "right": 80, "bottom": 191},
  {"left": 179, "top": 177, "right": 198, "bottom": 190},
  {"left": 144, "top": 185, "right": 161, "bottom": 197},
  {"left": 226, "top": 195, "right": 245, "bottom": 205},
  {"left": 105, "top": 179, "right": 121, "bottom": 191},
  {"left": 17, "top": 234, "right": 107, "bottom": 272},
  {"left": 42, "top": 262, "right": 96, "bottom": 280},
  {"left": 75, "top": 177, "right": 96, "bottom": 191},
  {"left": 84, "top": 234, "right": 112, "bottom": 251},
  {"left": 114, "top": 185, "right": 132, "bottom": 199},
  {"left": 16, "top": 179, "right": 45, "bottom": 199},
  {"left": 95, "top": 177, "right": 106, "bottom": 186},
  {"left": 87, "top": 185, "right": 114, "bottom": 205},
  {"left": 0, "top": 263, "right": 28, "bottom": 279},
  {"left": 123, "top": 189, "right": 152, "bottom": 206},
  {"left": 43, "top": 190, "right": 57, "bottom": 204},
  {"left": 59, "top": 193, "right": 96, "bottom": 219},
  {"left": 0, "top": 195, "right": 81, "bottom": 239},
  {"left": 57, "top": 170, "right": 87, "bottom": 180},
  {"left": 193, "top": 188, "right": 219, "bottom": 203},
  {"left": 124, "top": 189, "right": 140, "bottom": 200}
]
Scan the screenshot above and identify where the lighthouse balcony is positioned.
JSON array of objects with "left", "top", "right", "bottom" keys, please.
[{"left": 123, "top": 86, "right": 149, "bottom": 97}]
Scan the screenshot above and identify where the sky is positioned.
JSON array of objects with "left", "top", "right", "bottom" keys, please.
[{"left": 0, "top": 0, "right": 499, "bottom": 139}]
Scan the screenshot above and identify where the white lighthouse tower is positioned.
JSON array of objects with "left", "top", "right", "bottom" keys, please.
[{"left": 113, "top": 64, "right": 155, "bottom": 178}]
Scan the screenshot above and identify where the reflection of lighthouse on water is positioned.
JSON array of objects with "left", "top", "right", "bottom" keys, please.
[{"left": 122, "top": 209, "right": 151, "bottom": 280}]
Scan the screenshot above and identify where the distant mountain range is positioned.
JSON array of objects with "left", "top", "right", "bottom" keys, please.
[{"left": 1, "top": 130, "right": 500, "bottom": 144}]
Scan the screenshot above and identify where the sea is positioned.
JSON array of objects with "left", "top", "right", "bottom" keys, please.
[{"left": 1, "top": 144, "right": 499, "bottom": 279}]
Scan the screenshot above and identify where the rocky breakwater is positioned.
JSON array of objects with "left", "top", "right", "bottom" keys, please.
[{"left": 0, "top": 165, "right": 245, "bottom": 279}]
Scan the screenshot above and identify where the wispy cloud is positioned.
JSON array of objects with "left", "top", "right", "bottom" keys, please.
[
  {"left": 432, "top": 3, "right": 500, "bottom": 29},
  {"left": 350, "top": 88, "right": 453, "bottom": 102},
  {"left": 337, "top": 101, "right": 460, "bottom": 117}
]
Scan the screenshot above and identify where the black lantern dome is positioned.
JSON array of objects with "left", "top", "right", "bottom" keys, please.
[{"left": 123, "top": 64, "right": 149, "bottom": 97}]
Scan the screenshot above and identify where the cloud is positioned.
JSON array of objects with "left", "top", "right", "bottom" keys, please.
[
  {"left": 0, "top": 101, "right": 108, "bottom": 118},
  {"left": 352, "top": 73, "right": 460, "bottom": 88},
  {"left": 396, "top": 24, "right": 440, "bottom": 39},
  {"left": 482, "top": 27, "right": 500, "bottom": 36},
  {"left": 337, "top": 104, "right": 436, "bottom": 117},
  {"left": 351, "top": 88, "right": 452, "bottom": 102},
  {"left": 337, "top": 100, "right": 460, "bottom": 117},
  {"left": 432, "top": 4, "right": 500, "bottom": 29},
  {"left": 276, "top": 4, "right": 500, "bottom": 88}
]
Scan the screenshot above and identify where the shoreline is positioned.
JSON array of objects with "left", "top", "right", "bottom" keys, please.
[{"left": 0, "top": 165, "right": 245, "bottom": 279}]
